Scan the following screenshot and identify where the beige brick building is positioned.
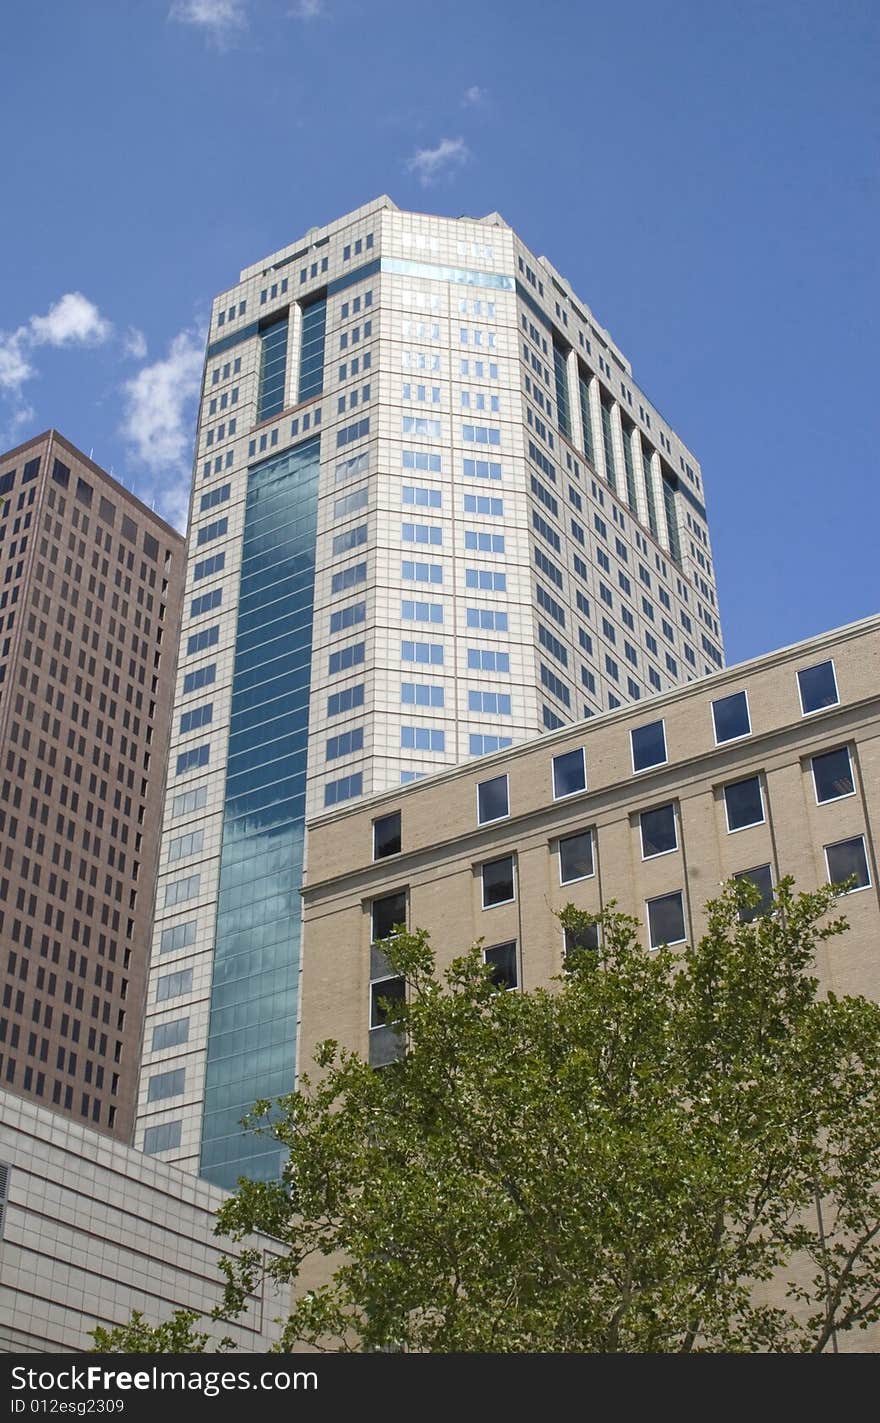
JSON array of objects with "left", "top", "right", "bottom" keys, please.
[{"left": 302, "top": 613, "right": 880, "bottom": 1068}]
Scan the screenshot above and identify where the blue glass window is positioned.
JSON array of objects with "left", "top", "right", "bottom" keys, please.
[{"left": 257, "top": 315, "right": 289, "bottom": 422}]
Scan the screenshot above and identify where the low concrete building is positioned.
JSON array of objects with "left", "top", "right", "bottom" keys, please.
[
  {"left": 302, "top": 613, "right": 880, "bottom": 1067},
  {"left": 0, "top": 1092, "right": 284, "bottom": 1352}
]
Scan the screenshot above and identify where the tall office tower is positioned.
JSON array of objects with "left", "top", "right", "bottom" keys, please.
[
  {"left": 136, "top": 196, "right": 722, "bottom": 1187},
  {"left": 0, "top": 431, "right": 185, "bottom": 1141}
]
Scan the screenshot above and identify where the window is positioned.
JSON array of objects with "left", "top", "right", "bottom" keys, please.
[
  {"left": 559, "top": 830, "right": 593, "bottom": 884},
  {"left": 811, "top": 746, "right": 855, "bottom": 804},
  {"left": 373, "top": 811, "right": 401, "bottom": 860},
  {"left": 370, "top": 976, "right": 406, "bottom": 1028},
  {"left": 324, "top": 772, "right": 363, "bottom": 806},
  {"left": 327, "top": 684, "right": 364, "bottom": 717},
  {"left": 326, "top": 728, "right": 364, "bottom": 760},
  {"left": 824, "top": 836, "right": 870, "bottom": 892},
  {"left": 564, "top": 921, "right": 599, "bottom": 958},
  {"left": 469, "top": 689, "right": 511, "bottom": 715},
  {"left": 143, "top": 1121, "right": 182, "bottom": 1155},
  {"left": 147, "top": 1068, "right": 185, "bottom": 1102},
  {"left": 401, "top": 726, "right": 445, "bottom": 752},
  {"left": 467, "top": 648, "right": 509, "bottom": 672},
  {"left": 734, "top": 865, "right": 774, "bottom": 922},
  {"left": 191, "top": 588, "right": 222, "bottom": 619},
  {"left": 640, "top": 803, "right": 677, "bottom": 858},
  {"left": 328, "top": 642, "right": 365, "bottom": 675},
  {"left": 477, "top": 774, "right": 509, "bottom": 824},
  {"left": 485, "top": 941, "right": 518, "bottom": 990},
  {"left": 156, "top": 966, "right": 193, "bottom": 1000},
  {"left": 553, "top": 748, "right": 586, "bottom": 798},
  {"left": 631, "top": 719, "right": 666, "bottom": 773},
  {"left": 151, "top": 1017, "right": 189, "bottom": 1052},
  {"left": 798, "top": 660, "right": 839, "bottom": 715},
  {"left": 176, "top": 745, "right": 209, "bottom": 776},
  {"left": 712, "top": 690, "right": 751, "bottom": 744},
  {"left": 159, "top": 921, "right": 196, "bottom": 955},
  {"left": 646, "top": 891, "right": 686, "bottom": 949},
  {"left": 401, "top": 682, "right": 444, "bottom": 708},
  {"left": 482, "top": 855, "right": 515, "bottom": 908},
  {"left": 724, "top": 776, "right": 764, "bottom": 832},
  {"left": 372, "top": 890, "right": 407, "bottom": 942},
  {"left": 469, "top": 734, "right": 512, "bottom": 755}
]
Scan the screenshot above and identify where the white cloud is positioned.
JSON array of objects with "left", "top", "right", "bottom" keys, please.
[
  {"left": 120, "top": 328, "right": 205, "bottom": 530},
  {"left": 169, "top": 0, "right": 247, "bottom": 41},
  {"left": 0, "top": 331, "right": 33, "bottom": 393},
  {"left": 406, "top": 137, "right": 470, "bottom": 187},
  {"left": 123, "top": 327, "right": 148, "bottom": 360},
  {"left": 289, "top": 0, "right": 323, "bottom": 16},
  {"left": 462, "top": 85, "right": 486, "bottom": 106},
  {"left": 29, "top": 292, "right": 113, "bottom": 349},
  {"left": 0, "top": 402, "right": 35, "bottom": 453}
]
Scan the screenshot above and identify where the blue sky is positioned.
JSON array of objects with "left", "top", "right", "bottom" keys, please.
[{"left": 1, "top": 0, "right": 876, "bottom": 665}]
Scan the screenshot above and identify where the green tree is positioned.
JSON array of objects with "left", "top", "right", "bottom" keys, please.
[{"left": 97, "top": 878, "right": 880, "bottom": 1353}]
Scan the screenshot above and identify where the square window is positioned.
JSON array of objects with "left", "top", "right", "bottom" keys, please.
[
  {"left": 559, "top": 830, "right": 594, "bottom": 884},
  {"left": 824, "top": 836, "right": 870, "bottom": 892},
  {"left": 811, "top": 747, "right": 854, "bottom": 804},
  {"left": 564, "top": 921, "right": 599, "bottom": 959},
  {"left": 631, "top": 719, "right": 667, "bottom": 773},
  {"left": 640, "top": 803, "right": 677, "bottom": 858},
  {"left": 733, "top": 864, "right": 774, "bottom": 921},
  {"left": 373, "top": 811, "right": 402, "bottom": 860},
  {"left": 552, "top": 747, "right": 586, "bottom": 798},
  {"left": 482, "top": 855, "right": 515, "bottom": 908},
  {"left": 646, "top": 891, "right": 686, "bottom": 949},
  {"left": 724, "top": 776, "right": 764, "bottom": 832},
  {"left": 371, "top": 890, "right": 406, "bottom": 942},
  {"left": 477, "top": 774, "right": 509, "bottom": 824},
  {"left": 485, "top": 941, "right": 518, "bottom": 989},
  {"left": 798, "top": 660, "right": 839, "bottom": 715},
  {"left": 712, "top": 690, "right": 750, "bottom": 744}
]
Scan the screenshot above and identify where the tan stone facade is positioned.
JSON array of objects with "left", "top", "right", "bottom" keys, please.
[
  {"left": 0, "top": 431, "right": 184, "bottom": 1141},
  {"left": 302, "top": 614, "right": 880, "bottom": 1067}
]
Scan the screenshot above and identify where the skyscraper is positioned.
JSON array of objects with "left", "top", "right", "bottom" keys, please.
[
  {"left": 136, "top": 197, "right": 722, "bottom": 1187},
  {"left": 0, "top": 430, "right": 184, "bottom": 1140}
]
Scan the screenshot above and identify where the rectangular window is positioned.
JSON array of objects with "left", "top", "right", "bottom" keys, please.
[
  {"left": 402, "top": 523, "right": 442, "bottom": 546},
  {"left": 156, "top": 966, "right": 193, "bottom": 1000},
  {"left": 401, "top": 599, "right": 443, "bottom": 624},
  {"left": 468, "top": 690, "right": 511, "bottom": 715},
  {"left": 143, "top": 1121, "right": 182, "bottom": 1155},
  {"left": 631, "top": 719, "right": 667, "bottom": 773},
  {"left": 179, "top": 703, "right": 213, "bottom": 735},
  {"left": 711, "top": 690, "right": 751, "bottom": 743},
  {"left": 171, "top": 785, "right": 208, "bottom": 819},
  {"left": 401, "top": 682, "right": 444, "bottom": 708},
  {"left": 485, "top": 941, "right": 518, "bottom": 990},
  {"left": 373, "top": 811, "right": 402, "bottom": 861},
  {"left": 564, "top": 921, "right": 599, "bottom": 958},
  {"left": 372, "top": 890, "right": 407, "bottom": 942},
  {"left": 469, "top": 734, "right": 512, "bottom": 755},
  {"left": 482, "top": 854, "right": 515, "bottom": 908},
  {"left": 464, "top": 531, "right": 505, "bottom": 554},
  {"left": 467, "top": 648, "right": 510, "bottom": 672},
  {"left": 466, "top": 568, "right": 507, "bottom": 591},
  {"left": 186, "top": 625, "right": 219, "bottom": 656},
  {"left": 199, "top": 483, "right": 231, "bottom": 512},
  {"left": 147, "top": 1067, "right": 185, "bottom": 1102},
  {"left": 824, "top": 836, "right": 870, "bottom": 892},
  {"left": 403, "top": 485, "right": 442, "bottom": 509},
  {"left": 327, "top": 683, "right": 364, "bottom": 717},
  {"left": 328, "top": 642, "right": 365, "bottom": 675},
  {"left": 332, "top": 524, "right": 368, "bottom": 556},
  {"left": 196, "top": 517, "right": 227, "bottom": 547},
  {"left": 477, "top": 774, "right": 509, "bottom": 824},
  {"left": 640, "top": 803, "right": 677, "bottom": 858},
  {"left": 257, "top": 314, "right": 288, "bottom": 422},
  {"left": 326, "top": 727, "right": 364, "bottom": 760},
  {"left": 400, "top": 725, "right": 444, "bottom": 752},
  {"left": 151, "top": 1017, "right": 190, "bottom": 1052},
  {"left": 553, "top": 748, "right": 586, "bottom": 799},
  {"left": 811, "top": 746, "right": 855, "bottom": 803},
  {"left": 724, "top": 776, "right": 765, "bottom": 832},
  {"left": 298, "top": 297, "right": 327, "bottom": 402},
  {"left": 401, "top": 641, "right": 443, "bottom": 665},
  {"left": 159, "top": 921, "right": 196, "bottom": 955},
  {"left": 402, "top": 560, "right": 443, "bottom": 584},
  {"left": 734, "top": 864, "right": 774, "bottom": 922},
  {"left": 466, "top": 607, "right": 508, "bottom": 631},
  {"left": 190, "top": 588, "right": 222, "bottom": 618},
  {"left": 324, "top": 772, "right": 363, "bottom": 807},
  {"left": 559, "top": 829, "right": 593, "bottom": 884},
  {"left": 646, "top": 891, "right": 686, "bottom": 949},
  {"left": 182, "top": 664, "right": 216, "bottom": 696},
  {"left": 329, "top": 601, "right": 366, "bottom": 635},
  {"left": 175, "top": 744, "right": 210, "bottom": 776},
  {"left": 193, "top": 552, "right": 225, "bottom": 582},
  {"left": 798, "top": 660, "right": 839, "bottom": 715},
  {"left": 331, "top": 561, "right": 367, "bottom": 594}
]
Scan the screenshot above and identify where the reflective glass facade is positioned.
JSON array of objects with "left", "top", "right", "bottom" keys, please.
[
  {"left": 199, "top": 437, "right": 320, "bottom": 1187},
  {"left": 298, "top": 298, "right": 326, "bottom": 402},
  {"left": 257, "top": 316, "right": 289, "bottom": 422}
]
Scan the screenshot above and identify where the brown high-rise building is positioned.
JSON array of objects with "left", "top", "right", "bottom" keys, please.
[{"left": 0, "top": 431, "right": 185, "bottom": 1141}]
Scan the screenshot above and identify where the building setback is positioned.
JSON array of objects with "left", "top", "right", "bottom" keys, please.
[
  {"left": 135, "top": 196, "right": 722, "bottom": 1187},
  {"left": 0, "top": 431, "right": 184, "bottom": 1142},
  {"left": 300, "top": 615, "right": 880, "bottom": 1068}
]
